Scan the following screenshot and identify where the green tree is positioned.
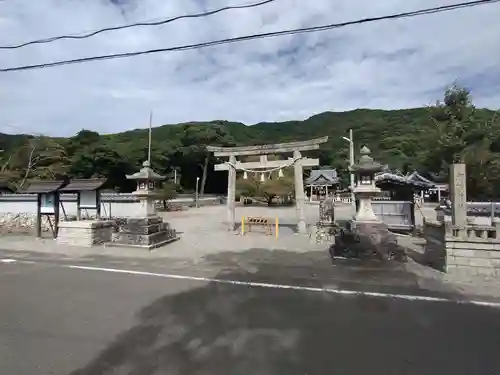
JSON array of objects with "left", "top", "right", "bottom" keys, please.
[
  {"left": 159, "top": 182, "right": 178, "bottom": 210},
  {"left": 177, "top": 123, "right": 235, "bottom": 196},
  {"left": 69, "top": 145, "right": 134, "bottom": 191},
  {"left": 236, "top": 165, "right": 294, "bottom": 206},
  {"left": 421, "top": 84, "right": 500, "bottom": 198}
]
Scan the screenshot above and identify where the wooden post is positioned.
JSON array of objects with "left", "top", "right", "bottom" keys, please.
[
  {"left": 36, "top": 194, "right": 42, "bottom": 238},
  {"left": 54, "top": 192, "right": 60, "bottom": 238},
  {"left": 293, "top": 150, "right": 307, "bottom": 234},
  {"left": 76, "top": 192, "right": 81, "bottom": 221},
  {"left": 275, "top": 217, "right": 279, "bottom": 239},
  {"left": 227, "top": 155, "right": 237, "bottom": 231},
  {"left": 96, "top": 190, "right": 102, "bottom": 219},
  {"left": 241, "top": 215, "right": 245, "bottom": 235}
]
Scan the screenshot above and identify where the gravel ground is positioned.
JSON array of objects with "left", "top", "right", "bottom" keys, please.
[{"left": 2, "top": 202, "right": 500, "bottom": 298}]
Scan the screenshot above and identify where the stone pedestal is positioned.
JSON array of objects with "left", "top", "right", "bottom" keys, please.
[
  {"left": 138, "top": 195, "right": 156, "bottom": 216},
  {"left": 57, "top": 220, "right": 114, "bottom": 247},
  {"left": 354, "top": 190, "right": 380, "bottom": 222},
  {"left": 107, "top": 216, "right": 179, "bottom": 250},
  {"left": 350, "top": 220, "right": 405, "bottom": 261}
]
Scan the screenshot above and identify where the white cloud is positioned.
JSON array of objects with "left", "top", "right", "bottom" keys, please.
[{"left": 0, "top": 0, "right": 499, "bottom": 136}]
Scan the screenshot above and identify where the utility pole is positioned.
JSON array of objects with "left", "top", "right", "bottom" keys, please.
[
  {"left": 147, "top": 110, "right": 153, "bottom": 165},
  {"left": 348, "top": 128, "right": 355, "bottom": 211},
  {"left": 342, "top": 129, "right": 356, "bottom": 211}
]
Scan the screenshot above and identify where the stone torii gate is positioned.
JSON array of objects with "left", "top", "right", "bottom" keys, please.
[{"left": 207, "top": 136, "right": 328, "bottom": 233}]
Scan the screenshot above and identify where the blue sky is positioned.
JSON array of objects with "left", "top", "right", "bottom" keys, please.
[{"left": 0, "top": 0, "right": 499, "bottom": 136}]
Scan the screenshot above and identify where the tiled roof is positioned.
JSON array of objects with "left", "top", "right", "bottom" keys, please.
[
  {"left": 375, "top": 171, "right": 435, "bottom": 189},
  {"left": 21, "top": 180, "right": 67, "bottom": 193},
  {"left": 305, "top": 169, "right": 340, "bottom": 185},
  {"left": 59, "top": 178, "right": 107, "bottom": 192}
]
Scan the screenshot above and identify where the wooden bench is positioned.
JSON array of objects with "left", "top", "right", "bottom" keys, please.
[{"left": 244, "top": 216, "right": 273, "bottom": 236}]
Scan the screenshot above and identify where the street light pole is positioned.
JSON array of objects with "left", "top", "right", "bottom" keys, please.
[
  {"left": 195, "top": 176, "right": 200, "bottom": 208},
  {"left": 342, "top": 129, "right": 356, "bottom": 211}
]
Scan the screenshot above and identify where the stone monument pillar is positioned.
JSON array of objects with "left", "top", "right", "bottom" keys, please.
[
  {"left": 450, "top": 163, "right": 467, "bottom": 228},
  {"left": 293, "top": 150, "right": 307, "bottom": 234},
  {"left": 107, "top": 161, "right": 179, "bottom": 250}
]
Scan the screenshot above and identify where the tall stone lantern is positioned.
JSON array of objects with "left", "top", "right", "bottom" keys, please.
[
  {"left": 106, "top": 160, "right": 179, "bottom": 250},
  {"left": 126, "top": 160, "right": 165, "bottom": 217},
  {"left": 350, "top": 146, "right": 383, "bottom": 222}
]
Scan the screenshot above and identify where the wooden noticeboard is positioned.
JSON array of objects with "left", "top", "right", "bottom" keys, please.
[
  {"left": 40, "top": 193, "right": 56, "bottom": 214},
  {"left": 79, "top": 190, "right": 98, "bottom": 209}
]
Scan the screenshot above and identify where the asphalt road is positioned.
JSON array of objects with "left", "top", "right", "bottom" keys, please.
[{"left": 1, "top": 256, "right": 500, "bottom": 375}]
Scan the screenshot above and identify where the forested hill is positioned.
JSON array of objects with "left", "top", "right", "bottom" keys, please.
[{"left": 1, "top": 85, "right": 499, "bottom": 198}]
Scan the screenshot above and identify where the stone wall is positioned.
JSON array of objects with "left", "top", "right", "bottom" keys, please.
[
  {"left": 0, "top": 213, "right": 52, "bottom": 234},
  {"left": 0, "top": 194, "right": 222, "bottom": 233},
  {"left": 423, "top": 220, "right": 500, "bottom": 277},
  {"left": 446, "top": 228, "right": 500, "bottom": 277}
]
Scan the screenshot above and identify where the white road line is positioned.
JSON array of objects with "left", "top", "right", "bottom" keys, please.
[
  {"left": 0, "top": 259, "right": 17, "bottom": 263},
  {"left": 66, "top": 264, "right": 500, "bottom": 308}
]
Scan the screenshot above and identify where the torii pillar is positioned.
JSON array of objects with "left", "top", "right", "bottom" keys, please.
[
  {"left": 293, "top": 150, "right": 307, "bottom": 233},
  {"left": 227, "top": 155, "right": 237, "bottom": 231}
]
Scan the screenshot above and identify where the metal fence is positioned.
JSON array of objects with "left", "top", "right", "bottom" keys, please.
[{"left": 441, "top": 202, "right": 500, "bottom": 218}]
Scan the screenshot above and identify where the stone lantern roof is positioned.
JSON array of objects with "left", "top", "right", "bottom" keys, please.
[
  {"left": 350, "top": 146, "right": 383, "bottom": 174},
  {"left": 125, "top": 161, "right": 166, "bottom": 181}
]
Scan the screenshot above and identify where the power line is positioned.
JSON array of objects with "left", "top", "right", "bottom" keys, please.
[
  {"left": 1, "top": 0, "right": 498, "bottom": 73},
  {"left": 0, "top": 0, "right": 278, "bottom": 50}
]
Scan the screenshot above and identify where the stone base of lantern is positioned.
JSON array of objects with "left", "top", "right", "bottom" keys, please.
[
  {"left": 106, "top": 216, "right": 179, "bottom": 250},
  {"left": 348, "top": 220, "right": 406, "bottom": 261}
]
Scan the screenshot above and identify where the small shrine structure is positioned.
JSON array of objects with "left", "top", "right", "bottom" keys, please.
[
  {"left": 375, "top": 170, "right": 435, "bottom": 201},
  {"left": 207, "top": 137, "right": 328, "bottom": 234},
  {"left": 305, "top": 167, "right": 340, "bottom": 201},
  {"left": 106, "top": 160, "right": 178, "bottom": 249},
  {"left": 373, "top": 169, "right": 436, "bottom": 231}
]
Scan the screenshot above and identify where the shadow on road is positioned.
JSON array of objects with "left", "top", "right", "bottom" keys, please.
[{"left": 69, "top": 249, "right": 500, "bottom": 375}]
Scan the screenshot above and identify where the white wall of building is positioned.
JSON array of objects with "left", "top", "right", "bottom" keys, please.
[{"left": 0, "top": 196, "right": 221, "bottom": 218}]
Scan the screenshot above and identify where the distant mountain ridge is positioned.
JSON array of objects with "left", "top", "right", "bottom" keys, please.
[{"left": 1, "top": 106, "right": 497, "bottom": 166}]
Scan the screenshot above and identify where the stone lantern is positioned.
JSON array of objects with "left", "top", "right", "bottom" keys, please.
[
  {"left": 106, "top": 160, "right": 179, "bottom": 250},
  {"left": 125, "top": 160, "right": 165, "bottom": 217},
  {"left": 350, "top": 146, "right": 383, "bottom": 222},
  {"left": 337, "top": 146, "right": 404, "bottom": 261}
]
